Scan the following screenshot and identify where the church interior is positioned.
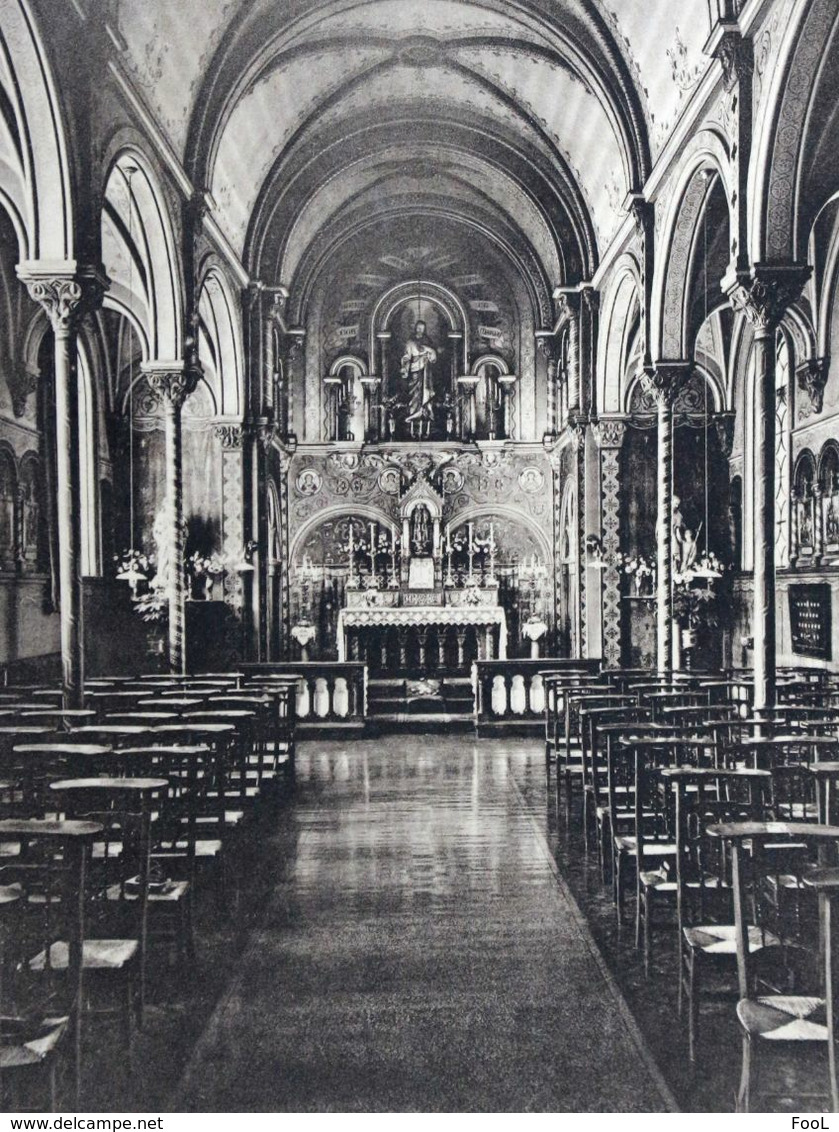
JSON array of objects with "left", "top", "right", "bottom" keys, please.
[{"left": 3, "top": 0, "right": 839, "bottom": 1114}]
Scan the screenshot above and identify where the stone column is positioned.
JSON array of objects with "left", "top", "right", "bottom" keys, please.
[
  {"left": 641, "top": 363, "right": 691, "bottom": 674},
  {"left": 592, "top": 416, "right": 627, "bottom": 669},
  {"left": 144, "top": 365, "right": 197, "bottom": 674},
  {"left": 19, "top": 268, "right": 106, "bottom": 706},
  {"left": 725, "top": 265, "right": 811, "bottom": 716}
]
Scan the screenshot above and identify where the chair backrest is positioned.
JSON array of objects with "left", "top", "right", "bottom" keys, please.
[{"left": 669, "top": 770, "right": 771, "bottom": 938}]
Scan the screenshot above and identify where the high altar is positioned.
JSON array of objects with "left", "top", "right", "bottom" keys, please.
[{"left": 336, "top": 476, "right": 508, "bottom": 669}]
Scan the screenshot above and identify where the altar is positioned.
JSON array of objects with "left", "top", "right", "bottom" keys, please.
[
  {"left": 334, "top": 474, "right": 508, "bottom": 675},
  {"left": 337, "top": 600, "right": 507, "bottom": 666}
]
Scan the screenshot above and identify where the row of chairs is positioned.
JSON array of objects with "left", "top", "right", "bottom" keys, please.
[
  {"left": 0, "top": 668, "right": 297, "bottom": 1112},
  {"left": 543, "top": 663, "right": 839, "bottom": 1112}
]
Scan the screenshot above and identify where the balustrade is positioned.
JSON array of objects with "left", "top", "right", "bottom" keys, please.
[
  {"left": 239, "top": 662, "right": 366, "bottom": 731},
  {"left": 474, "top": 659, "right": 599, "bottom": 734}
]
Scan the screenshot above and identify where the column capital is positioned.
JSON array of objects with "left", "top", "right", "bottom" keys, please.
[
  {"left": 796, "top": 356, "right": 830, "bottom": 415},
  {"left": 641, "top": 361, "right": 692, "bottom": 407},
  {"left": 552, "top": 286, "right": 581, "bottom": 327},
  {"left": 592, "top": 415, "right": 627, "bottom": 450},
  {"left": 713, "top": 26, "right": 753, "bottom": 92},
  {"left": 214, "top": 422, "right": 245, "bottom": 450},
  {"left": 142, "top": 362, "right": 198, "bottom": 410},
  {"left": 17, "top": 263, "right": 108, "bottom": 332},
  {"left": 723, "top": 264, "right": 811, "bottom": 333},
  {"left": 714, "top": 412, "right": 736, "bottom": 458}
]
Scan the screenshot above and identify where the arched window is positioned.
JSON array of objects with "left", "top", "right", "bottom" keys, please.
[
  {"left": 0, "top": 447, "right": 17, "bottom": 571},
  {"left": 819, "top": 442, "right": 839, "bottom": 554},
  {"left": 793, "top": 450, "right": 817, "bottom": 561},
  {"left": 18, "top": 453, "right": 46, "bottom": 572}
]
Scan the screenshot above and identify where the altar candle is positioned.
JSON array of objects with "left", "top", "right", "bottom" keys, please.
[
  {"left": 469, "top": 522, "right": 474, "bottom": 555},
  {"left": 348, "top": 526, "right": 354, "bottom": 556},
  {"left": 489, "top": 523, "right": 495, "bottom": 552}
]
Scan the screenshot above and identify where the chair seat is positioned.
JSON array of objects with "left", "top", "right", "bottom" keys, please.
[
  {"left": 615, "top": 836, "right": 676, "bottom": 858},
  {"left": 30, "top": 938, "right": 138, "bottom": 971},
  {"left": 683, "top": 924, "right": 781, "bottom": 955},
  {"left": 737, "top": 995, "right": 827, "bottom": 1041},
  {"left": 0, "top": 1016, "right": 67, "bottom": 1067},
  {"left": 106, "top": 879, "right": 189, "bottom": 903}
]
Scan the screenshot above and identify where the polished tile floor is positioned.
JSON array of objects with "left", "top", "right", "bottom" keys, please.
[{"left": 174, "top": 738, "right": 676, "bottom": 1112}]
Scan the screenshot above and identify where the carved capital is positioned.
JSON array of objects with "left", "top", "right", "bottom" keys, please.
[
  {"left": 581, "top": 285, "right": 599, "bottom": 315},
  {"left": 214, "top": 423, "right": 245, "bottom": 450},
  {"left": 6, "top": 368, "right": 38, "bottom": 419},
  {"left": 640, "top": 362, "right": 692, "bottom": 407},
  {"left": 19, "top": 267, "right": 107, "bottom": 333},
  {"left": 143, "top": 364, "right": 198, "bottom": 411},
  {"left": 796, "top": 357, "right": 830, "bottom": 415},
  {"left": 553, "top": 288, "right": 581, "bottom": 328},
  {"left": 625, "top": 194, "right": 653, "bottom": 243},
  {"left": 713, "top": 412, "right": 735, "bottom": 458},
  {"left": 593, "top": 416, "right": 627, "bottom": 451},
  {"left": 266, "top": 287, "right": 289, "bottom": 324},
  {"left": 535, "top": 332, "right": 557, "bottom": 362},
  {"left": 724, "top": 265, "right": 811, "bottom": 333},
  {"left": 715, "top": 29, "right": 753, "bottom": 92}
]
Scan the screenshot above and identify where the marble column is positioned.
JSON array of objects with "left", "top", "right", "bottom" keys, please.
[
  {"left": 725, "top": 265, "right": 811, "bottom": 716},
  {"left": 592, "top": 416, "right": 627, "bottom": 669},
  {"left": 19, "top": 268, "right": 106, "bottom": 706},
  {"left": 642, "top": 363, "right": 691, "bottom": 674},
  {"left": 144, "top": 364, "right": 197, "bottom": 674}
]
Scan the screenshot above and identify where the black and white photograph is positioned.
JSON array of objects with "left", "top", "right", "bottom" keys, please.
[{"left": 0, "top": 0, "right": 836, "bottom": 1117}]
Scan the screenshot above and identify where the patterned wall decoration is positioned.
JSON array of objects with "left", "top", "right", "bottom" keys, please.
[
  {"left": 283, "top": 444, "right": 555, "bottom": 657},
  {"left": 594, "top": 419, "right": 627, "bottom": 668}
]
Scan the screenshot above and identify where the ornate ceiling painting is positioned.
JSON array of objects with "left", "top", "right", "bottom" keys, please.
[{"left": 112, "top": 0, "right": 713, "bottom": 317}]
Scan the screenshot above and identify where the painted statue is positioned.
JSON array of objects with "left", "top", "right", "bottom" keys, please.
[{"left": 400, "top": 320, "right": 438, "bottom": 429}]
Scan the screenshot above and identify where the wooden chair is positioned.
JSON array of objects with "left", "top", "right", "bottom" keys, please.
[
  {"left": 646, "top": 767, "right": 774, "bottom": 1059},
  {"left": 708, "top": 822, "right": 839, "bottom": 1111},
  {"left": 45, "top": 779, "right": 164, "bottom": 1046},
  {"left": 0, "top": 818, "right": 101, "bottom": 1108}
]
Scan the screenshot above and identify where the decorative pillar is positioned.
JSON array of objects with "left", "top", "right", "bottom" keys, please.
[
  {"left": 573, "top": 423, "right": 588, "bottom": 656},
  {"left": 592, "top": 416, "right": 627, "bottom": 669},
  {"left": 277, "top": 445, "right": 293, "bottom": 657},
  {"left": 813, "top": 484, "right": 825, "bottom": 564},
  {"left": 144, "top": 364, "right": 198, "bottom": 674},
  {"left": 19, "top": 268, "right": 107, "bottom": 706},
  {"left": 458, "top": 375, "right": 479, "bottom": 439},
  {"left": 497, "top": 374, "right": 517, "bottom": 439},
  {"left": 213, "top": 424, "right": 246, "bottom": 621},
  {"left": 725, "top": 265, "right": 811, "bottom": 716},
  {"left": 360, "top": 376, "right": 381, "bottom": 441},
  {"left": 642, "top": 363, "right": 691, "bottom": 674}
]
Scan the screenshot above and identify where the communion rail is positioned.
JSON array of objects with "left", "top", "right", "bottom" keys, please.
[
  {"left": 238, "top": 662, "right": 367, "bottom": 733},
  {"left": 473, "top": 658, "right": 601, "bottom": 735}
]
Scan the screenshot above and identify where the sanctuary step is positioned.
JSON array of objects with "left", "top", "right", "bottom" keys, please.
[{"left": 367, "top": 676, "right": 474, "bottom": 733}]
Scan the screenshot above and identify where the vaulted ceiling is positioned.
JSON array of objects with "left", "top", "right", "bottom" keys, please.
[{"left": 115, "top": 0, "right": 713, "bottom": 303}]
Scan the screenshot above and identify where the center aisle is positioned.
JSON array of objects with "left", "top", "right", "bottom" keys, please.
[{"left": 173, "top": 738, "right": 677, "bottom": 1112}]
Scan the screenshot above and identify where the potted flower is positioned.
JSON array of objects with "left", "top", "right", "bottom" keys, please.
[
  {"left": 114, "top": 549, "right": 154, "bottom": 597},
  {"left": 623, "top": 553, "right": 656, "bottom": 596}
]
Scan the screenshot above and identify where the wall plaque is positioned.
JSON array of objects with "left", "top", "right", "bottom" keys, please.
[{"left": 789, "top": 583, "right": 832, "bottom": 660}]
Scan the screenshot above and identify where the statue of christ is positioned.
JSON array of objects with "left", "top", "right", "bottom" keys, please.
[{"left": 400, "top": 319, "right": 437, "bottom": 431}]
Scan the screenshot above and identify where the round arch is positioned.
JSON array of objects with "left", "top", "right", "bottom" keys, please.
[
  {"left": 289, "top": 503, "right": 399, "bottom": 566},
  {"left": 101, "top": 149, "right": 183, "bottom": 362},
  {"left": 197, "top": 264, "right": 244, "bottom": 419},
  {"left": 598, "top": 255, "right": 641, "bottom": 415},
  {"left": 652, "top": 138, "right": 734, "bottom": 363},
  {"left": 0, "top": 0, "right": 74, "bottom": 261},
  {"left": 749, "top": 0, "right": 839, "bottom": 262},
  {"left": 448, "top": 504, "right": 552, "bottom": 563}
]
